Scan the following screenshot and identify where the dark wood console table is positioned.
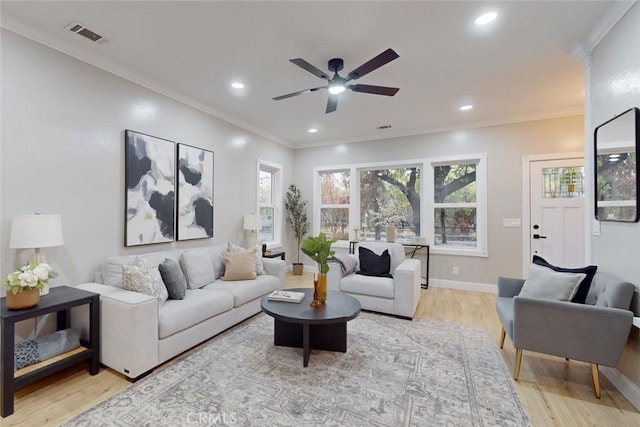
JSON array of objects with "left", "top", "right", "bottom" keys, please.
[{"left": 1, "top": 286, "right": 100, "bottom": 417}]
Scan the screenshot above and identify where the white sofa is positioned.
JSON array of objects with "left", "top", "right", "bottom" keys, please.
[
  {"left": 327, "top": 242, "right": 421, "bottom": 319},
  {"left": 71, "top": 243, "right": 285, "bottom": 380}
]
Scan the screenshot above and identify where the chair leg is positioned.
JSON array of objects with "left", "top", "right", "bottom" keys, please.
[
  {"left": 591, "top": 363, "right": 601, "bottom": 399},
  {"left": 500, "top": 328, "right": 506, "bottom": 349},
  {"left": 514, "top": 349, "right": 523, "bottom": 380}
]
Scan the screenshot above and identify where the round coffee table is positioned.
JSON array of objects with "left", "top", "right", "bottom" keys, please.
[{"left": 261, "top": 288, "right": 361, "bottom": 367}]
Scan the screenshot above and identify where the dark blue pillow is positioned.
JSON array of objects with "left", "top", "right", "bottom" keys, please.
[
  {"left": 532, "top": 255, "right": 597, "bottom": 304},
  {"left": 356, "top": 247, "right": 393, "bottom": 278}
]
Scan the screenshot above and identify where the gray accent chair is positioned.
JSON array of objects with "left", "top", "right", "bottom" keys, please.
[{"left": 495, "top": 271, "right": 635, "bottom": 398}]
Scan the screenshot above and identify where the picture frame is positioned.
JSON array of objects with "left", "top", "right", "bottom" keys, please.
[
  {"left": 124, "top": 130, "right": 176, "bottom": 246},
  {"left": 176, "top": 143, "right": 214, "bottom": 240}
]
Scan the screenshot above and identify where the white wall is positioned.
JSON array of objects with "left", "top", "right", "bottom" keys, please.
[
  {"left": 589, "top": 2, "right": 640, "bottom": 403},
  {"left": 1, "top": 29, "right": 294, "bottom": 338},
  {"left": 293, "top": 115, "right": 585, "bottom": 286}
]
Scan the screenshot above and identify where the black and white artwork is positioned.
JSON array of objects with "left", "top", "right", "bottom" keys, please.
[
  {"left": 177, "top": 143, "right": 214, "bottom": 240},
  {"left": 125, "top": 130, "right": 175, "bottom": 246}
]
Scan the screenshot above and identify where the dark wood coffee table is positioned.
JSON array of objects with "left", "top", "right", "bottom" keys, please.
[{"left": 261, "top": 288, "right": 361, "bottom": 367}]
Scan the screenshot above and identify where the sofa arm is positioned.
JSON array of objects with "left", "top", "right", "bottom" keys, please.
[
  {"left": 497, "top": 276, "right": 525, "bottom": 298},
  {"left": 513, "top": 296, "right": 633, "bottom": 366},
  {"left": 393, "top": 258, "right": 421, "bottom": 318},
  {"left": 71, "top": 283, "right": 159, "bottom": 379},
  {"left": 262, "top": 258, "right": 285, "bottom": 289}
]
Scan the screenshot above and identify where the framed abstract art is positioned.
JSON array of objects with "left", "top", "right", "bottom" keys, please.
[
  {"left": 124, "top": 130, "right": 175, "bottom": 246},
  {"left": 177, "top": 143, "right": 214, "bottom": 240}
]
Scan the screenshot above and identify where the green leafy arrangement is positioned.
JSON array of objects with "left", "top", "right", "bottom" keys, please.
[{"left": 301, "top": 233, "right": 337, "bottom": 273}]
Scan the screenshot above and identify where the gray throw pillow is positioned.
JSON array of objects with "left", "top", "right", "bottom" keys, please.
[
  {"left": 519, "top": 263, "right": 586, "bottom": 301},
  {"left": 158, "top": 258, "right": 187, "bottom": 300}
]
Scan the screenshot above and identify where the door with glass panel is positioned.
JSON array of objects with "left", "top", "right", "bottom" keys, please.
[{"left": 529, "top": 158, "right": 585, "bottom": 267}]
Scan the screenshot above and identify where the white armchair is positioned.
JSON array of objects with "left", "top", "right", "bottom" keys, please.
[{"left": 327, "top": 242, "right": 421, "bottom": 319}]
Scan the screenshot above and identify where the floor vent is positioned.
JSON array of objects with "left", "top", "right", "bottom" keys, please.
[{"left": 65, "top": 21, "right": 107, "bottom": 44}]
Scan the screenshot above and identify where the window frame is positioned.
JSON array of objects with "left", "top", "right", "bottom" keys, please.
[
  {"left": 313, "top": 154, "right": 487, "bottom": 257},
  {"left": 257, "top": 159, "right": 283, "bottom": 248},
  {"left": 425, "top": 153, "right": 487, "bottom": 257}
]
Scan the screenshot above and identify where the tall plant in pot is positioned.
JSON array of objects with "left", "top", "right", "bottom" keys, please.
[{"left": 285, "top": 185, "right": 310, "bottom": 275}]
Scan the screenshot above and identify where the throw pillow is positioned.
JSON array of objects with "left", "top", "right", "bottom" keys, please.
[
  {"left": 158, "top": 258, "right": 187, "bottom": 300},
  {"left": 532, "top": 255, "right": 597, "bottom": 304},
  {"left": 181, "top": 249, "right": 216, "bottom": 289},
  {"left": 519, "top": 263, "right": 586, "bottom": 301},
  {"left": 122, "top": 260, "right": 169, "bottom": 307},
  {"left": 102, "top": 262, "right": 125, "bottom": 288},
  {"left": 228, "top": 242, "right": 266, "bottom": 275},
  {"left": 357, "top": 246, "right": 393, "bottom": 278},
  {"left": 222, "top": 250, "right": 257, "bottom": 281}
]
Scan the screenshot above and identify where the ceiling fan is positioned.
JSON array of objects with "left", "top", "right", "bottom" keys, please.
[{"left": 273, "top": 48, "right": 400, "bottom": 113}]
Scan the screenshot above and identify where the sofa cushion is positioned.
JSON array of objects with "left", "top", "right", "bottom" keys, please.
[
  {"left": 204, "top": 275, "right": 278, "bottom": 307},
  {"left": 181, "top": 249, "right": 216, "bottom": 289},
  {"left": 532, "top": 255, "right": 597, "bottom": 304},
  {"left": 228, "top": 242, "right": 266, "bottom": 275},
  {"left": 222, "top": 251, "right": 257, "bottom": 281},
  {"left": 122, "top": 260, "right": 168, "bottom": 307},
  {"left": 102, "top": 262, "right": 125, "bottom": 288},
  {"left": 519, "top": 263, "right": 585, "bottom": 301},
  {"left": 158, "top": 289, "right": 234, "bottom": 339},
  {"left": 158, "top": 258, "right": 187, "bottom": 300},
  {"left": 209, "top": 243, "right": 227, "bottom": 279},
  {"left": 340, "top": 274, "right": 394, "bottom": 299},
  {"left": 357, "top": 246, "right": 392, "bottom": 278}
]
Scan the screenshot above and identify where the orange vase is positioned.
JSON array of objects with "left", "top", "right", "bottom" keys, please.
[
  {"left": 311, "top": 273, "right": 327, "bottom": 307},
  {"left": 5, "top": 288, "right": 40, "bottom": 310}
]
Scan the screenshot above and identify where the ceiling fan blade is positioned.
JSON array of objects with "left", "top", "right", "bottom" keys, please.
[
  {"left": 347, "top": 48, "right": 399, "bottom": 80},
  {"left": 290, "top": 58, "right": 331, "bottom": 80},
  {"left": 273, "top": 86, "right": 325, "bottom": 101},
  {"left": 349, "top": 84, "right": 399, "bottom": 96},
  {"left": 326, "top": 95, "right": 338, "bottom": 113}
]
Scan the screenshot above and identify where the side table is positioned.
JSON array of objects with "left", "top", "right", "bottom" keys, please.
[
  {"left": 263, "top": 251, "right": 285, "bottom": 261},
  {"left": 0, "top": 286, "right": 100, "bottom": 417}
]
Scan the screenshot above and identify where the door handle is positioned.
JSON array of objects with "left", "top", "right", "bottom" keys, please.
[{"left": 532, "top": 234, "right": 547, "bottom": 239}]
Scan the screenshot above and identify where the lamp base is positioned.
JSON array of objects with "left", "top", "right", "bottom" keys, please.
[{"left": 28, "top": 251, "right": 50, "bottom": 296}]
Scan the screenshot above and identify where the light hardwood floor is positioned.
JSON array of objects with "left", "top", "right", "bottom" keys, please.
[{"left": 3, "top": 273, "right": 639, "bottom": 426}]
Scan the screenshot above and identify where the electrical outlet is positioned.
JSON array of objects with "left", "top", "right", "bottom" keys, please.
[{"left": 452, "top": 266, "right": 459, "bottom": 275}]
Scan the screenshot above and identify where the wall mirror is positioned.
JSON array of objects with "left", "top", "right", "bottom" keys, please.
[{"left": 594, "top": 107, "right": 640, "bottom": 222}]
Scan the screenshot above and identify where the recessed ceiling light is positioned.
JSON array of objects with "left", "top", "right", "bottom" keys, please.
[
  {"left": 459, "top": 104, "right": 473, "bottom": 111},
  {"left": 231, "top": 82, "right": 244, "bottom": 89},
  {"left": 308, "top": 128, "right": 318, "bottom": 133},
  {"left": 475, "top": 11, "right": 497, "bottom": 26}
]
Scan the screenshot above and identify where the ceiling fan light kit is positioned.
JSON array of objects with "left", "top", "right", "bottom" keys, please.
[{"left": 273, "top": 48, "right": 400, "bottom": 113}]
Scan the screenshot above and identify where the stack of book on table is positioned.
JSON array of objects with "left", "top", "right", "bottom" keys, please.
[{"left": 267, "top": 290, "right": 305, "bottom": 303}]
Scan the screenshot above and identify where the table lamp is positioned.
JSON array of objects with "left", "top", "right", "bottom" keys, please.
[
  {"left": 243, "top": 214, "right": 262, "bottom": 248},
  {"left": 9, "top": 213, "right": 64, "bottom": 295}
]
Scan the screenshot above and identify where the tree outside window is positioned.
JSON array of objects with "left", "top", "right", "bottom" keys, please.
[
  {"left": 360, "top": 167, "right": 420, "bottom": 241},
  {"left": 434, "top": 163, "right": 477, "bottom": 247},
  {"left": 319, "top": 170, "right": 350, "bottom": 240}
]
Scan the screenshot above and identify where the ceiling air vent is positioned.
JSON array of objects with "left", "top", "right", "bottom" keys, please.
[
  {"left": 376, "top": 125, "right": 392, "bottom": 130},
  {"left": 65, "top": 21, "right": 107, "bottom": 44}
]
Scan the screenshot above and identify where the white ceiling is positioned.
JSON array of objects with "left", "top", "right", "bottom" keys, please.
[{"left": 0, "top": 1, "right": 627, "bottom": 148}]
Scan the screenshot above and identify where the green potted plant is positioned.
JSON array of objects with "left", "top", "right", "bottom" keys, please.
[
  {"left": 285, "top": 185, "right": 310, "bottom": 275},
  {"left": 2, "top": 263, "right": 55, "bottom": 310},
  {"left": 301, "top": 232, "right": 337, "bottom": 306}
]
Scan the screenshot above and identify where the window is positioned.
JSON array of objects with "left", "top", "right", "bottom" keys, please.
[
  {"left": 257, "top": 160, "right": 282, "bottom": 246},
  {"left": 360, "top": 167, "right": 420, "bottom": 242},
  {"left": 428, "top": 154, "right": 487, "bottom": 256},
  {"left": 318, "top": 170, "right": 350, "bottom": 240}
]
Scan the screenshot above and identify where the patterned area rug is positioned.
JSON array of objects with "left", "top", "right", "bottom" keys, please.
[{"left": 65, "top": 312, "right": 530, "bottom": 426}]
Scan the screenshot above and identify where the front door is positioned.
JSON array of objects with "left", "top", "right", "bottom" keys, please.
[{"left": 529, "top": 158, "right": 585, "bottom": 267}]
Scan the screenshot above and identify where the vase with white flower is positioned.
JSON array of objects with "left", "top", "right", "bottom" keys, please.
[{"left": 2, "top": 263, "right": 56, "bottom": 310}]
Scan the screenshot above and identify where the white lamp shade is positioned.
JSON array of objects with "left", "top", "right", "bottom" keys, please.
[
  {"left": 9, "top": 214, "right": 64, "bottom": 249},
  {"left": 243, "top": 214, "right": 262, "bottom": 231}
]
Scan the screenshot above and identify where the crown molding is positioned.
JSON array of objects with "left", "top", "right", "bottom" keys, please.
[
  {"left": 570, "top": 0, "right": 636, "bottom": 61},
  {"left": 0, "top": 16, "right": 294, "bottom": 149},
  {"left": 294, "top": 107, "right": 584, "bottom": 149}
]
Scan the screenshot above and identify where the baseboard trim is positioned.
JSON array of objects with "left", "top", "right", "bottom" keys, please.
[
  {"left": 429, "top": 278, "right": 496, "bottom": 294},
  {"left": 600, "top": 366, "right": 640, "bottom": 411}
]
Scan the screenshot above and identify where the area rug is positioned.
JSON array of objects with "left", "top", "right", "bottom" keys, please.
[{"left": 65, "top": 312, "right": 530, "bottom": 426}]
